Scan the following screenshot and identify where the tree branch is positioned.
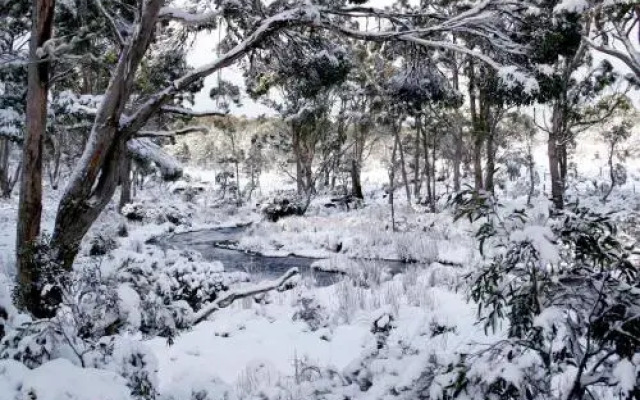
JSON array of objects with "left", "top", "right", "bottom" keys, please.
[
  {"left": 192, "top": 267, "right": 300, "bottom": 325},
  {"left": 161, "top": 105, "right": 227, "bottom": 117},
  {"left": 159, "top": 7, "right": 220, "bottom": 26},
  {"left": 136, "top": 125, "right": 209, "bottom": 137}
]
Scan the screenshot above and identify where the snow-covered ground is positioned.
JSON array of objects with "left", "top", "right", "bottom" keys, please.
[{"left": 1, "top": 131, "right": 639, "bottom": 399}]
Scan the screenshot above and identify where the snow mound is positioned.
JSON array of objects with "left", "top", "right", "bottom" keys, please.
[{"left": 0, "top": 358, "right": 133, "bottom": 400}]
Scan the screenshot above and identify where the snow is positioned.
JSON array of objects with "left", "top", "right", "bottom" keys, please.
[
  {"left": 0, "top": 358, "right": 133, "bottom": 400},
  {"left": 553, "top": 0, "right": 589, "bottom": 13},
  {"left": 510, "top": 225, "right": 560, "bottom": 265},
  {"left": 612, "top": 358, "right": 637, "bottom": 395}
]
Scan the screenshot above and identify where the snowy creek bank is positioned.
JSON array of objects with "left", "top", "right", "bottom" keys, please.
[{"left": 157, "top": 225, "right": 424, "bottom": 286}]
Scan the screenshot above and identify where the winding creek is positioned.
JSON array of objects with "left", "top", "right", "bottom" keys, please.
[{"left": 159, "top": 225, "right": 416, "bottom": 286}]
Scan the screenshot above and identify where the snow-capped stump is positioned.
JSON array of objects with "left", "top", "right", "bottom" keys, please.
[
  {"left": 122, "top": 203, "right": 146, "bottom": 222},
  {"left": 260, "top": 197, "right": 306, "bottom": 222}
]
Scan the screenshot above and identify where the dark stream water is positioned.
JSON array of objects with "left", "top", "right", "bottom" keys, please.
[
  {"left": 158, "top": 225, "right": 422, "bottom": 286},
  {"left": 160, "top": 226, "right": 346, "bottom": 286}
]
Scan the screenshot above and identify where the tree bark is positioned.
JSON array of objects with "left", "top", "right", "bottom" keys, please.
[
  {"left": 15, "top": 0, "right": 56, "bottom": 317},
  {"left": 413, "top": 115, "right": 421, "bottom": 199},
  {"left": 49, "top": 0, "right": 164, "bottom": 273},
  {"left": 389, "top": 131, "right": 398, "bottom": 232},
  {"left": 484, "top": 121, "right": 495, "bottom": 193},
  {"left": 292, "top": 123, "right": 304, "bottom": 195},
  {"left": 468, "top": 61, "right": 484, "bottom": 191},
  {"left": 549, "top": 103, "right": 564, "bottom": 210},
  {"left": 119, "top": 156, "right": 132, "bottom": 210},
  {"left": 393, "top": 121, "right": 411, "bottom": 205}
]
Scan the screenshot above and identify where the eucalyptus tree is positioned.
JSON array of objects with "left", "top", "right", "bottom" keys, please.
[{"left": 246, "top": 32, "right": 352, "bottom": 196}]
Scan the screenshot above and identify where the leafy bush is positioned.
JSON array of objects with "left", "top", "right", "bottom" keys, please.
[{"left": 443, "top": 191, "right": 640, "bottom": 399}]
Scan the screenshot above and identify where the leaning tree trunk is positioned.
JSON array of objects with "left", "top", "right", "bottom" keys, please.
[
  {"left": 15, "top": 0, "right": 56, "bottom": 317},
  {"left": 48, "top": 0, "right": 164, "bottom": 273}
]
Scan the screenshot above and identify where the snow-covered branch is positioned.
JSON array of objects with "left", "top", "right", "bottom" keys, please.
[
  {"left": 136, "top": 125, "right": 209, "bottom": 138},
  {"left": 121, "top": 6, "right": 316, "bottom": 136},
  {"left": 93, "top": 0, "right": 124, "bottom": 45},
  {"left": 159, "top": 7, "right": 220, "bottom": 26},
  {"left": 192, "top": 268, "right": 300, "bottom": 324},
  {"left": 161, "top": 105, "right": 227, "bottom": 117},
  {"left": 127, "top": 138, "right": 183, "bottom": 180},
  {"left": 584, "top": 37, "right": 640, "bottom": 79},
  {"left": 320, "top": 22, "right": 503, "bottom": 70}
]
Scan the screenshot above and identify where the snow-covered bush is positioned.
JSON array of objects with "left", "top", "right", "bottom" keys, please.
[
  {"left": 121, "top": 201, "right": 191, "bottom": 226},
  {"left": 261, "top": 197, "right": 306, "bottom": 222},
  {"left": 87, "top": 337, "right": 159, "bottom": 400},
  {"left": 89, "top": 233, "right": 119, "bottom": 256},
  {"left": 442, "top": 191, "right": 640, "bottom": 399},
  {"left": 292, "top": 293, "right": 328, "bottom": 331}
]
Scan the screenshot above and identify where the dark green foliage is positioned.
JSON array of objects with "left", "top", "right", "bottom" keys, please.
[{"left": 445, "top": 192, "right": 640, "bottom": 399}]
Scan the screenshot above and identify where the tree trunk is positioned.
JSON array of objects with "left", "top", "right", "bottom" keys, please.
[
  {"left": 484, "top": 123, "right": 495, "bottom": 193},
  {"left": 389, "top": 132, "right": 398, "bottom": 232},
  {"left": 393, "top": 122, "right": 411, "bottom": 205},
  {"left": 453, "top": 123, "right": 462, "bottom": 192},
  {"left": 451, "top": 62, "right": 462, "bottom": 192},
  {"left": 292, "top": 124, "right": 304, "bottom": 195},
  {"left": 119, "top": 156, "right": 132, "bottom": 210},
  {"left": 526, "top": 138, "right": 535, "bottom": 207},
  {"left": 351, "top": 122, "right": 366, "bottom": 199},
  {"left": 602, "top": 141, "right": 616, "bottom": 203},
  {"left": 15, "top": 0, "right": 56, "bottom": 317},
  {"left": 350, "top": 159, "right": 363, "bottom": 199},
  {"left": 549, "top": 104, "right": 564, "bottom": 210},
  {"left": 422, "top": 121, "right": 432, "bottom": 206},
  {"left": 413, "top": 115, "right": 421, "bottom": 199},
  {"left": 468, "top": 59, "right": 484, "bottom": 191},
  {"left": 48, "top": 0, "right": 164, "bottom": 274}
]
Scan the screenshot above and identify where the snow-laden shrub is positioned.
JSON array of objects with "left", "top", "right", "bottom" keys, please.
[
  {"left": 113, "top": 249, "right": 248, "bottom": 339},
  {"left": 121, "top": 201, "right": 191, "bottom": 226},
  {"left": 442, "top": 191, "right": 640, "bottom": 399},
  {"left": 261, "top": 197, "right": 306, "bottom": 222},
  {"left": 292, "top": 293, "right": 329, "bottom": 331},
  {"left": 87, "top": 337, "right": 159, "bottom": 400},
  {"left": 89, "top": 233, "right": 119, "bottom": 256}
]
